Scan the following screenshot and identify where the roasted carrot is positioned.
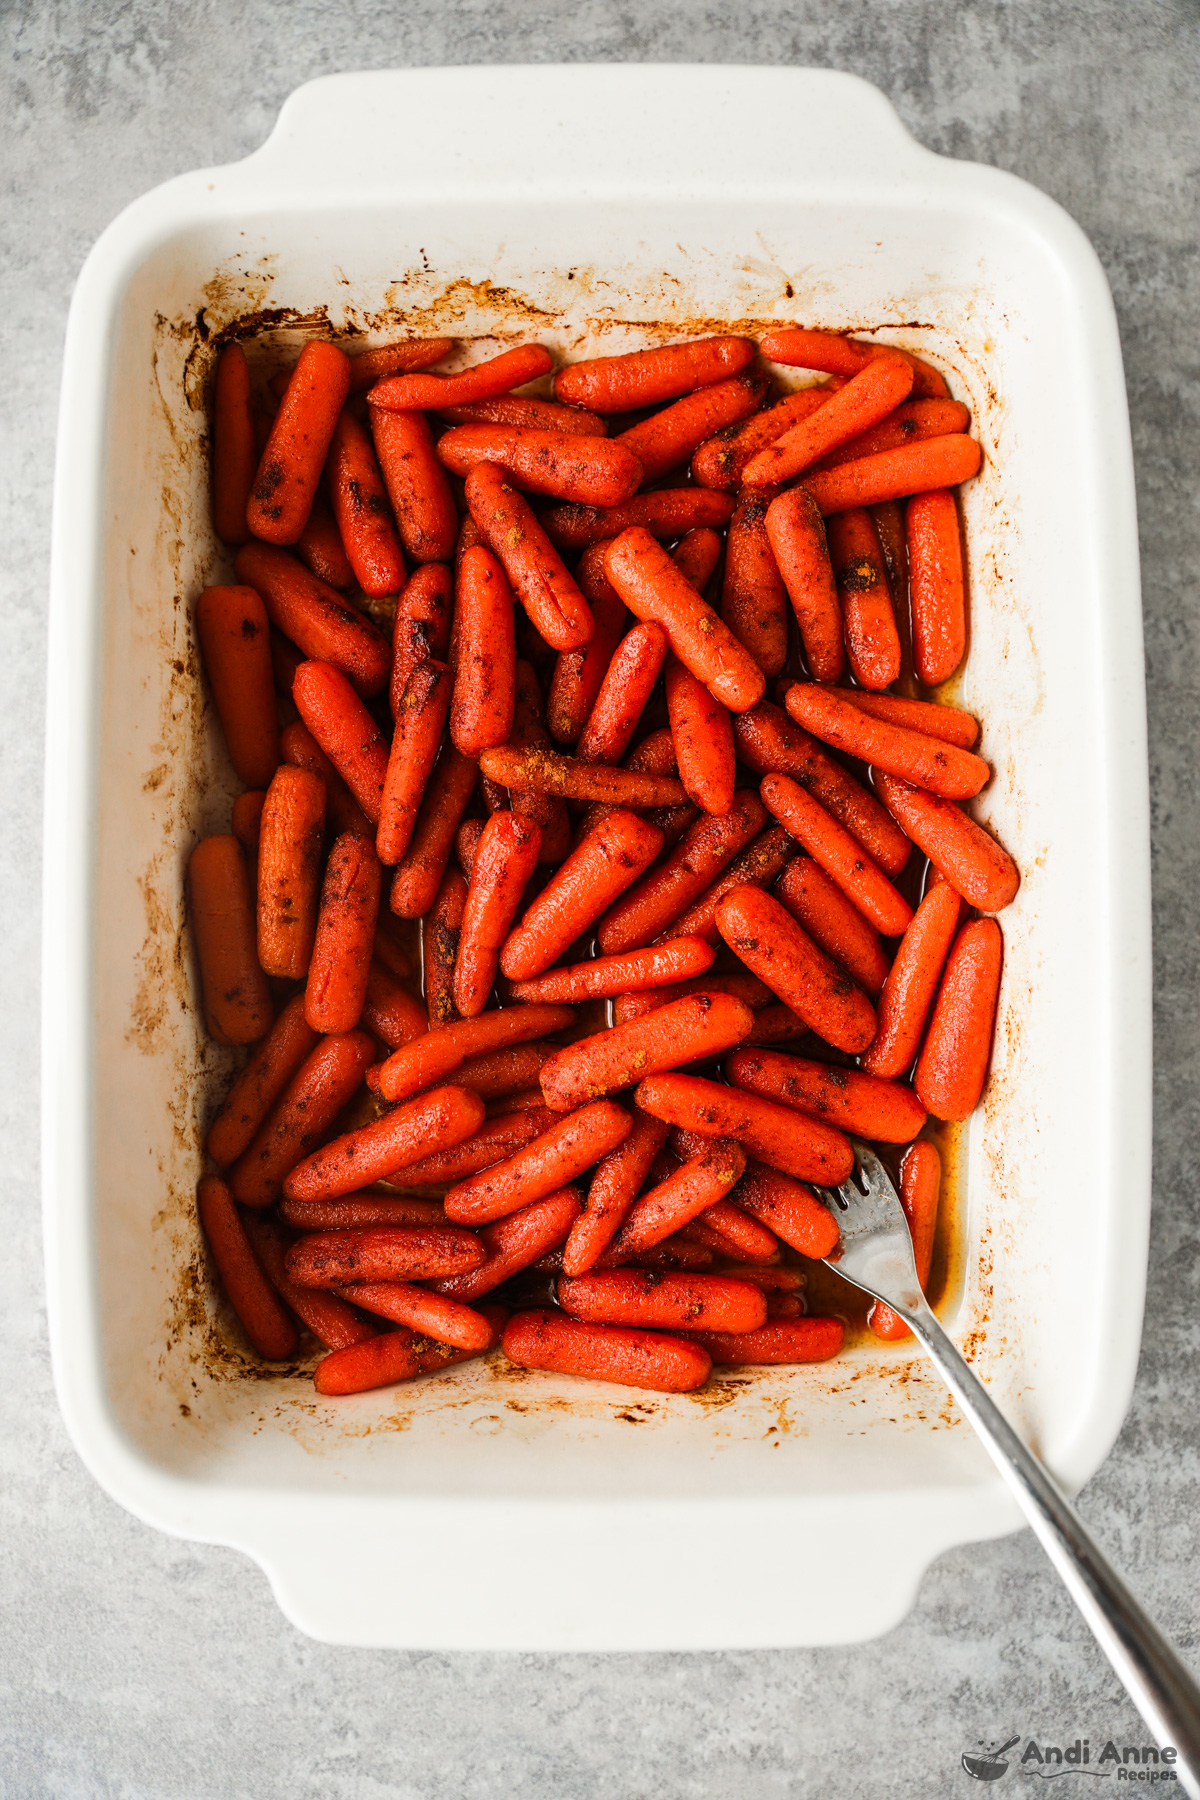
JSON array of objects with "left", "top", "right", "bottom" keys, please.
[
  {"left": 616, "top": 371, "right": 767, "bottom": 486},
  {"left": 576, "top": 621, "right": 669, "bottom": 765},
  {"left": 451, "top": 1041, "right": 556, "bottom": 1102},
  {"left": 376, "top": 1004, "right": 574, "bottom": 1104},
  {"left": 720, "top": 488, "right": 789, "bottom": 678},
  {"left": 234, "top": 542, "right": 391, "bottom": 697},
  {"left": 280, "top": 1195, "right": 449, "bottom": 1230},
  {"left": 296, "top": 496, "right": 355, "bottom": 590},
  {"left": 255, "top": 766, "right": 326, "bottom": 978},
  {"left": 455, "top": 818, "right": 486, "bottom": 878},
  {"left": 553, "top": 336, "right": 755, "bottom": 413},
  {"left": 433, "top": 1187, "right": 583, "bottom": 1302},
  {"left": 870, "top": 498, "right": 913, "bottom": 685},
  {"left": 503, "top": 1309, "right": 711, "bottom": 1391},
  {"left": 280, "top": 720, "right": 373, "bottom": 841},
  {"left": 655, "top": 826, "right": 796, "bottom": 946},
  {"left": 361, "top": 960, "right": 428, "bottom": 1050},
  {"left": 195, "top": 585, "right": 280, "bottom": 789},
  {"left": 325, "top": 409, "right": 407, "bottom": 597},
  {"left": 465, "top": 462, "right": 593, "bottom": 652},
  {"left": 763, "top": 487, "right": 843, "bottom": 683},
  {"left": 303, "top": 833, "right": 382, "bottom": 1034},
  {"left": 347, "top": 336, "right": 454, "bottom": 391},
  {"left": 635, "top": 1071, "right": 853, "bottom": 1183},
  {"left": 230, "top": 789, "right": 266, "bottom": 854},
  {"left": 390, "top": 562, "right": 454, "bottom": 713},
  {"left": 454, "top": 812, "right": 541, "bottom": 1017},
  {"left": 914, "top": 918, "right": 1003, "bottom": 1120},
  {"left": 870, "top": 1139, "right": 941, "bottom": 1339},
  {"left": 715, "top": 883, "right": 877, "bottom": 1055},
  {"left": 498, "top": 809, "right": 663, "bottom": 981},
  {"left": 211, "top": 343, "right": 257, "bottom": 545},
  {"left": 340, "top": 1281, "right": 496, "bottom": 1351},
  {"left": 604, "top": 528, "right": 765, "bottom": 713},
  {"left": 197, "top": 1176, "right": 298, "bottom": 1359},
  {"left": 561, "top": 1106, "right": 669, "bottom": 1276},
  {"left": 542, "top": 488, "right": 735, "bottom": 551},
  {"left": 247, "top": 341, "right": 351, "bottom": 544},
  {"left": 665, "top": 657, "right": 735, "bottom": 817},
  {"left": 907, "top": 488, "right": 966, "bottom": 686},
  {"left": 443, "top": 1100, "right": 632, "bottom": 1225},
  {"left": 539, "top": 991, "right": 754, "bottom": 1113},
  {"left": 313, "top": 1302, "right": 507, "bottom": 1396},
  {"left": 284, "top": 1084, "right": 486, "bottom": 1200},
  {"left": 370, "top": 344, "right": 553, "bottom": 411},
  {"left": 688, "top": 1198, "right": 778, "bottom": 1263},
  {"left": 601, "top": 1138, "right": 747, "bottom": 1262},
  {"left": 612, "top": 971, "right": 773, "bottom": 1025},
  {"left": 786, "top": 683, "right": 988, "bottom": 805},
  {"left": 377, "top": 659, "right": 453, "bottom": 865},
  {"left": 286, "top": 1225, "right": 485, "bottom": 1288},
  {"left": 388, "top": 746, "right": 476, "bottom": 921},
  {"left": 559, "top": 1269, "right": 767, "bottom": 1333},
  {"left": 758, "top": 327, "right": 873, "bottom": 376},
  {"left": 803, "top": 434, "right": 982, "bottom": 516},
  {"left": 760, "top": 772, "right": 914, "bottom": 936},
  {"left": 547, "top": 551, "right": 627, "bottom": 745},
  {"left": 729, "top": 1160, "right": 840, "bottom": 1259},
  {"left": 448, "top": 546, "right": 516, "bottom": 757},
  {"left": 727, "top": 1048, "right": 926, "bottom": 1142},
  {"left": 776, "top": 856, "right": 891, "bottom": 998},
  {"left": 437, "top": 424, "right": 642, "bottom": 506},
  {"left": 207, "top": 994, "right": 319, "bottom": 1166},
  {"left": 292, "top": 659, "right": 389, "bottom": 823},
  {"left": 229, "top": 1030, "right": 376, "bottom": 1207},
  {"left": 688, "top": 1317, "right": 843, "bottom": 1365},
  {"left": 827, "top": 687, "right": 979, "bottom": 748},
  {"left": 692, "top": 384, "right": 840, "bottom": 491},
  {"left": 731, "top": 1003, "right": 811, "bottom": 1047},
  {"left": 243, "top": 1213, "right": 378, "bottom": 1351},
  {"left": 421, "top": 867, "right": 466, "bottom": 1027},
  {"left": 369, "top": 405, "right": 459, "bottom": 565},
  {"left": 597, "top": 791, "right": 768, "bottom": 955},
  {"left": 632, "top": 1238, "right": 715, "bottom": 1272},
  {"left": 861, "top": 881, "right": 962, "bottom": 1078},
  {"left": 826, "top": 507, "right": 900, "bottom": 691},
  {"left": 479, "top": 743, "right": 685, "bottom": 809},
  {"left": 437, "top": 394, "right": 605, "bottom": 435},
  {"left": 744, "top": 352, "right": 913, "bottom": 487},
  {"left": 188, "top": 835, "right": 274, "bottom": 1045},
  {"left": 510, "top": 936, "right": 714, "bottom": 1005},
  {"left": 812, "top": 398, "right": 970, "bottom": 471},
  {"left": 388, "top": 1108, "right": 552, "bottom": 1186},
  {"left": 873, "top": 773, "right": 1019, "bottom": 912}
]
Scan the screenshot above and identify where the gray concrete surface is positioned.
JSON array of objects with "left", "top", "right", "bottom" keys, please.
[{"left": 2, "top": 3, "right": 1198, "bottom": 1795}]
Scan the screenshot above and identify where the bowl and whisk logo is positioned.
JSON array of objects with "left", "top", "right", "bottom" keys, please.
[{"left": 961, "top": 1735, "right": 1181, "bottom": 1782}]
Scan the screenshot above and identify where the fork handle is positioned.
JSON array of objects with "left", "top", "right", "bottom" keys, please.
[{"left": 907, "top": 1299, "right": 1200, "bottom": 1795}]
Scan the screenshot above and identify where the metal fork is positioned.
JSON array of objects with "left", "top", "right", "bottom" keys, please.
[{"left": 815, "top": 1143, "right": 1200, "bottom": 1795}]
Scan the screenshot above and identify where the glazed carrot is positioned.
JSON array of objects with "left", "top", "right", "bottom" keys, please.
[
  {"left": 443, "top": 1100, "right": 631, "bottom": 1225},
  {"left": 498, "top": 810, "right": 663, "bottom": 981},
  {"left": 776, "top": 856, "right": 891, "bottom": 997},
  {"left": 812, "top": 398, "right": 970, "bottom": 471},
  {"left": 615, "top": 371, "right": 767, "bottom": 485},
  {"left": 728, "top": 1160, "right": 840, "bottom": 1259},
  {"left": 692, "top": 384, "right": 840, "bottom": 491},
  {"left": 689, "top": 1316, "right": 843, "bottom": 1365},
  {"left": 827, "top": 688, "right": 979, "bottom": 748},
  {"left": 803, "top": 435, "right": 982, "bottom": 516},
  {"left": 790, "top": 684, "right": 987, "bottom": 804},
  {"left": 207, "top": 994, "right": 319, "bottom": 1165},
  {"left": 731, "top": 703, "right": 911, "bottom": 877},
  {"left": 455, "top": 818, "right": 485, "bottom": 878},
  {"left": 450, "top": 546, "right": 516, "bottom": 757},
  {"left": 369, "top": 406, "right": 459, "bottom": 565},
  {"left": 826, "top": 507, "right": 900, "bottom": 691},
  {"left": 234, "top": 542, "right": 391, "bottom": 697},
  {"left": 561, "top": 1107, "right": 669, "bottom": 1275},
  {"left": 664, "top": 657, "right": 735, "bottom": 818},
  {"left": 377, "top": 659, "right": 453, "bottom": 864},
  {"left": 390, "top": 563, "right": 454, "bottom": 714},
  {"left": 388, "top": 746, "right": 476, "bottom": 919},
  {"left": 602, "top": 1139, "right": 747, "bottom": 1261},
  {"left": 433, "top": 1187, "right": 583, "bottom": 1302},
  {"left": 438, "top": 425, "right": 642, "bottom": 506},
  {"left": 188, "top": 835, "right": 274, "bottom": 1045},
  {"left": 691, "top": 1198, "right": 779, "bottom": 1262},
  {"left": 465, "top": 462, "right": 594, "bottom": 652},
  {"left": 554, "top": 336, "right": 755, "bottom": 413},
  {"left": 361, "top": 961, "right": 429, "bottom": 1049},
  {"left": 195, "top": 586, "right": 280, "bottom": 788},
  {"left": 500, "top": 660, "right": 572, "bottom": 863},
  {"left": 760, "top": 773, "right": 914, "bottom": 935},
  {"left": 547, "top": 550, "right": 627, "bottom": 745},
  {"left": 286, "top": 1225, "right": 485, "bottom": 1288},
  {"left": 907, "top": 488, "right": 966, "bottom": 686},
  {"left": 914, "top": 918, "right": 1003, "bottom": 1120},
  {"left": 672, "top": 525, "right": 723, "bottom": 592},
  {"left": 484, "top": 1087, "right": 549, "bottom": 1116},
  {"left": 231, "top": 789, "right": 266, "bottom": 853},
  {"left": 422, "top": 868, "right": 466, "bottom": 1027},
  {"left": 376, "top": 1005, "right": 574, "bottom": 1104},
  {"left": 242, "top": 1213, "right": 375, "bottom": 1352},
  {"left": 873, "top": 773, "right": 1019, "bottom": 912},
  {"left": 640, "top": 1071, "right": 855, "bottom": 1184},
  {"left": 559, "top": 1270, "right": 767, "bottom": 1333},
  {"left": 292, "top": 659, "right": 390, "bottom": 822},
  {"left": 632, "top": 1238, "right": 715, "bottom": 1272},
  {"left": 710, "top": 1265, "right": 805, "bottom": 1293},
  {"left": 479, "top": 744, "right": 685, "bottom": 809},
  {"left": 861, "top": 880, "right": 962, "bottom": 1077},
  {"left": 714, "top": 884, "right": 877, "bottom": 1054},
  {"left": 284, "top": 1084, "right": 486, "bottom": 1201},
  {"left": 280, "top": 720, "right": 373, "bottom": 840},
  {"left": 197, "top": 1176, "right": 297, "bottom": 1359},
  {"left": 454, "top": 813, "right": 541, "bottom": 1017},
  {"left": 280, "top": 1195, "right": 449, "bottom": 1230},
  {"left": 758, "top": 327, "right": 872, "bottom": 376},
  {"left": 304, "top": 833, "right": 382, "bottom": 1034},
  {"left": 870, "top": 1139, "right": 941, "bottom": 1339},
  {"left": 727, "top": 1048, "right": 926, "bottom": 1142},
  {"left": 743, "top": 353, "right": 912, "bottom": 487},
  {"left": 731, "top": 1003, "right": 812, "bottom": 1047},
  {"left": 576, "top": 622, "right": 669, "bottom": 765},
  {"left": 542, "top": 488, "right": 735, "bottom": 551},
  {"left": 296, "top": 496, "right": 355, "bottom": 590},
  {"left": 612, "top": 971, "right": 773, "bottom": 1025},
  {"left": 229, "top": 1030, "right": 376, "bottom": 1207},
  {"left": 504, "top": 1309, "right": 712, "bottom": 1391},
  {"left": 604, "top": 528, "right": 765, "bottom": 713},
  {"left": 510, "top": 937, "right": 714, "bottom": 1004},
  {"left": 389, "top": 1109, "right": 552, "bottom": 1186},
  {"left": 255, "top": 766, "right": 326, "bottom": 978},
  {"left": 323, "top": 409, "right": 406, "bottom": 598},
  {"left": 247, "top": 341, "right": 350, "bottom": 544},
  {"left": 437, "top": 394, "right": 606, "bottom": 435},
  {"left": 540, "top": 991, "right": 755, "bottom": 1112},
  {"left": 370, "top": 345, "right": 553, "bottom": 411},
  {"left": 451, "top": 1042, "right": 556, "bottom": 1101},
  {"left": 763, "top": 487, "right": 843, "bottom": 682},
  {"left": 313, "top": 1302, "right": 507, "bottom": 1396},
  {"left": 720, "top": 488, "right": 789, "bottom": 678},
  {"left": 211, "top": 343, "right": 257, "bottom": 545},
  {"left": 341, "top": 1281, "right": 496, "bottom": 1351},
  {"left": 347, "top": 336, "right": 454, "bottom": 391},
  {"left": 654, "top": 826, "right": 796, "bottom": 947},
  {"left": 597, "top": 792, "right": 767, "bottom": 955}
]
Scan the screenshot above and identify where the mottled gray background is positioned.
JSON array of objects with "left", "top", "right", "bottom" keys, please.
[{"left": 2, "top": 3, "right": 1197, "bottom": 1795}]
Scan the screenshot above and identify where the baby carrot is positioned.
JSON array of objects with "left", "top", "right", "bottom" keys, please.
[
  {"left": 450, "top": 546, "right": 516, "bottom": 757},
  {"left": 388, "top": 744, "right": 477, "bottom": 920},
  {"left": 433, "top": 1187, "right": 583, "bottom": 1302},
  {"left": 211, "top": 343, "right": 257, "bottom": 545},
  {"left": 613, "top": 971, "right": 772, "bottom": 1025},
  {"left": 444, "top": 1100, "right": 632, "bottom": 1225},
  {"left": 244, "top": 1214, "right": 378, "bottom": 1351},
  {"left": 692, "top": 384, "right": 840, "bottom": 490},
  {"left": 873, "top": 774, "right": 1019, "bottom": 912},
  {"left": 733, "top": 1004, "right": 811, "bottom": 1048},
  {"left": 597, "top": 792, "right": 768, "bottom": 954},
  {"left": 313, "top": 1303, "right": 507, "bottom": 1397},
  {"left": 914, "top": 918, "right": 1003, "bottom": 1120},
  {"left": 907, "top": 488, "right": 966, "bottom": 686},
  {"left": 826, "top": 507, "right": 900, "bottom": 691},
  {"left": 559, "top": 1270, "right": 767, "bottom": 1334},
  {"left": 325, "top": 409, "right": 407, "bottom": 597},
  {"left": 542, "top": 489, "right": 735, "bottom": 551},
  {"left": 547, "top": 552, "right": 627, "bottom": 745},
  {"left": 423, "top": 868, "right": 466, "bottom": 1027},
  {"left": 389, "top": 1108, "right": 553, "bottom": 1186},
  {"left": 197, "top": 1176, "right": 298, "bottom": 1359},
  {"left": 561, "top": 1107, "right": 669, "bottom": 1276},
  {"left": 280, "top": 1196, "right": 449, "bottom": 1230},
  {"left": 602, "top": 1138, "right": 747, "bottom": 1262},
  {"left": 188, "top": 835, "right": 274, "bottom": 1044},
  {"left": 207, "top": 994, "right": 319, "bottom": 1165},
  {"left": 347, "top": 336, "right": 454, "bottom": 391},
  {"left": 688, "top": 1198, "right": 778, "bottom": 1263},
  {"left": 509, "top": 936, "right": 714, "bottom": 1004},
  {"left": 502, "top": 1309, "right": 712, "bottom": 1391},
  {"left": 284, "top": 1084, "right": 486, "bottom": 1201},
  {"left": 812, "top": 398, "right": 970, "bottom": 471},
  {"left": 230, "top": 1030, "right": 377, "bottom": 1207},
  {"left": 714, "top": 885, "right": 877, "bottom": 1055},
  {"left": 802, "top": 434, "right": 982, "bottom": 515},
  {"left": 370, "top": 344, "right": 553, "bottom": 411},
  {"left": 726, "top": 1048, "right": 926, "bottom": 1142},
  {"left": 604, "top": 528, "right": 766, "bottom": 713},
  {"left": 760, "top": 772, "right": 914, "bottom": 936},
  {"left": 745, "top": 352, "right": 913, "bottom": 485},
  {"left": 437, "top": 424, "right": 642, "bottom": 506},
  {"left": 234, "top": 542, "right": 391, "bottom": 696},
  {"left": 479, "top": 744, "right": 686, "bottom": 808},
  {"left": 451, "top": 1042, "right": 556, "bottom": 1102},
  {"left": 671, "top": 526, "right": 723, "bottom": 595},
  {"left": 869, "top": 1139, "right": 941, "bottom": 1339},
  {"left": 231, "top": 789, "right": 266, "bottom": 853},
  {"left": 720, "top": 488, "right": 789, "bottom": 678},
  {"left": 465, "top": 463, "right": 594, "bottom": 653},
  {"left": 437, "top": 394, "right": 605, "bottom": 434},
  {"left": 454, "top": 813, "right": 541, "bottom": 1017},
  {"left": 340, "top": 1281, "right": 496, "bottom": 1351},
  {"left": 195, "top": 586, "right": 280, "bottom": 787},
  {"left": 361, "top": 961, "right": 428, "bottom": 1049},
  {"left": 758, "top": 327, "right": 872, "bottom": 375},
  {"left": 861, "top": 881, "right": 962, "bottom": 1078},
  {"left": 296, "top": 497, "right": 355, "bottom": 590},
  {"left": 632, "top": 1239, "right": 715, "bottom": 1272},
  {"left": 304, "top": 833, "right": 382, "bottom": 1034},
  {"left": 377, "top": 659, "right": 453, "bottom": 865},
  {"left": 286, "top": 1225, "right": 486, "bottom": 1288},
  {"left": 292, "top": 659, "right": 390, "bottom": 822},
  {"left": 826, "top": 688, "right": 979, "bottom": 748},
  {"left": 256, "top": 765, "right": 326, "bottom": 978},
  {"left": 541, "top": 990, "right": 754, "bottom": 1111},
  {"left": 576, "top": 621, "right": 669, "bottom": 765},
  {"left": 666, "top": 657, "right": 735, "bottom": 817},
  {"left": 763, "top": 487, "right": 843, "bottom": 682},
  {"left": 776, "top": 856, "right": 891, "bottom": 998},
  {"left": 376, "top": 1005, "right": 574, "bottom": 1104},
  {"left": 390, "top": 563, "right": 454, "bottom": 713},
  {"left": 656, "top": 826, "right": 797, "bottom": 946},
  {"left": 280, "top": 721, "right": 373, "bottom": 841},
  {"left": 499, "top": 808, "right": 664, "bottom": 980},
  {"left": 500, "top": 661, "right": 573, "bottom": 863},
  {"left": 615, "top": 371, "right": 767, "bottom": 485},
  {"left": 247, "top": 340, "right": 351, "bottom": 544},
  {"left": 553, "top": 336, "right": 755, "bottom": 413},
  {"left": 370, "top": 406, "right": 459, "bottom": 565},
  {"left": 689, "top": 1317, "right": 844, "bottom": 1365},
  {"left": 635, "top": 1072, "right": 853, "bottom": 1183},
  {"left": 729, "top": 1160, "right": 840, "bottom": 1259}
]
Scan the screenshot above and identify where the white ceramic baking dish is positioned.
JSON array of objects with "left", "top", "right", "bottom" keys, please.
[{"left": 44, "top": 65, "right": 1149, "bottom": 1650}]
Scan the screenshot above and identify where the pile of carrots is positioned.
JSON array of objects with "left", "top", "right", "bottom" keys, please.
[{"left": 190, "top": 320, "right": 1014, "bottom": 1398}]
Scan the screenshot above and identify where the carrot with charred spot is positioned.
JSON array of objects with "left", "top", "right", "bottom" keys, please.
[
  {"left": 558, "top": 1270, "right": 767, "bottom": 1333},
  {"left": 390, "top": 563, "right": 453, "bottom": 714},
  {"left": 423, "top": 868, "right": 466, "bottom": 1027},
  {"left": 234, "top": 542, "right": 391, "bottom": 697},
  {"left": 465, "top": 462, "right": 594, "bottom": 653},
  {"left": 325, "top": 409, "right": 407, "bottom": 597},
  {"left": 247, "top": 340, "right": 351, "bottom": 544},
  {"left": 437, "top": 424, "right": 642, "bottom": 506},
  {"left": 369, "top": 406, "right": 459, "bottom": 565},
  {"left": 562, "top": 1106, "right": 669, "bottom": 1276},
  {"left": 539, "top": 991, "right": 754, "bottom": 1113},
  {"left": 728, "top": 1160, "right": 840, "bottom": 1259},
  {"left": 763, "top": 487, "right": 843, "bottom": 683},
  {"left": 542, "top": 488, "right": 735, "bottom": 551},
  {"left": 295, "top": 497, "right": 354, "bottom": 590},
  {"left": 454, "top": 812, "right": 541, "bottom": 1017},
  {"left": 727, "top": 1048, "right": 926, "bottom": 1142},
  {"left": 292, "top": 659, "right": 390, "bottom": 823},
  {"left": 720, "top": 487, "right": 789, "bottom": 678},
  {"left": 433, "top": 1187, "right": 583, "bottom": 1302},
  {"left": 256, "top": 765, "right": 326, "bottom": 978},
  {"left": 304, "top": 832, "right": 382, "bottom": 1034},
  {"left": 229, "top": 1030, "right": 377, "bottom": 1208},
  {"left": 286, "top": 1225, "right": 486, "bottom": 1288},
  {"left": 376, "top": 659, "right": 453, "bottom": 866},
  {"left": 612, "top": 971, "right": 773, "bottom": 1025},
  {"left": 283, "top": 1084, "right": 486, "bottom": 1201},
  {"left": 437, "top": 394, "right": 606, "bottom": 435},
  {"left": 188, "top": 835, "right": 274, "bottom": 1045},
  {"left": 714, "top": 884, "right": 877, "bottom": 1055},
  {"left": 195, "top": 586, "right": 280, "bottom": 787},
  {"left": 827, "top": 507, "right": 900, "bottom": 691},
  {"left": 692, "top": 383, "right": 841, "bottom": 491}
]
